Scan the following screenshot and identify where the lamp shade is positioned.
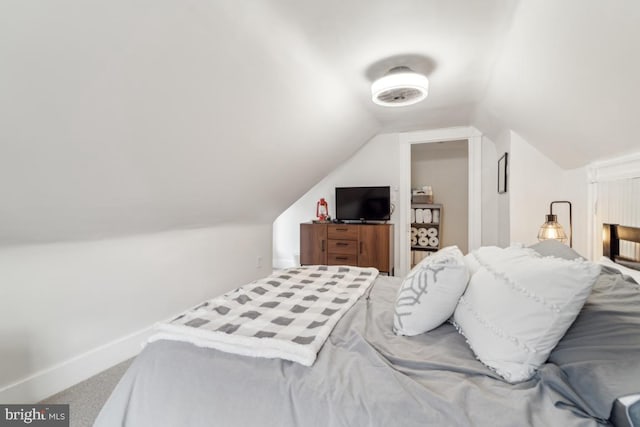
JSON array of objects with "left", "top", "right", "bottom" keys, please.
[
  {"left": 371, "top": 66, "right": 429, "bottom": 107},
  {"left": 537, "top": 214, "right": 568, "bottom": 243}
]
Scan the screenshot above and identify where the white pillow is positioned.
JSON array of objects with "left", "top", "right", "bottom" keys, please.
[
  {"left": 463, "top": 245, "right": 531, "bottom": 276},
  {"left": 599, "top": 256, "right": 640, "bottom": 284},
  {"left": 453, "top": 246, "right": 601, "bottom": 383},
  {"left": 393, "top": 246, "right": 469, "bottom": 336}
]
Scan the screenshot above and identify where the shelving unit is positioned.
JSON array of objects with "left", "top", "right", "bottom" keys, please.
[{"left": 410, "top": 203, "right": 442, "bottom": 267}]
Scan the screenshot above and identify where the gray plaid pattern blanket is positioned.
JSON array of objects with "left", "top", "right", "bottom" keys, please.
[{"left": 148, "top": 265, "right": 379, "bottom": 366}]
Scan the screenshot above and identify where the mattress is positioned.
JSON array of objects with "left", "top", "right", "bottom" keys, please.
[{"left": 94, "top": 263, "right": 640, "bottom": 426}]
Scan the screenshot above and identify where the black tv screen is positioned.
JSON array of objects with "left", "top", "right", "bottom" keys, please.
[{"left": 335, "top": 186, "right": 391, "bottom": 221}]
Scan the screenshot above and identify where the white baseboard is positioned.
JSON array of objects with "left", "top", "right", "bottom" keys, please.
[{"left": 0, "top": 325, "right": 154, "bottom": 404}]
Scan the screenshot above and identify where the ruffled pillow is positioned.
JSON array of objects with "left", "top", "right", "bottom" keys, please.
[{"left": 454, "top": 246, "right": 601, "bottom": 383}]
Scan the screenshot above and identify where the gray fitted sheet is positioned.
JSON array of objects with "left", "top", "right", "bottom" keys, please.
[
  {"left": 549, "top": 265, "right": 640, "bottom": 421},
  {"left": 95, "top": 275, "right": 608, "bottom": 427}
]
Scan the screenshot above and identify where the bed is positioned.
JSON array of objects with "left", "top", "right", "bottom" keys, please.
[
  {"left": 603, "top": 223, "right": 640, "bottom": 271},
  {"left": 94, "top": 224, "right": 640, "bottom": 427}
]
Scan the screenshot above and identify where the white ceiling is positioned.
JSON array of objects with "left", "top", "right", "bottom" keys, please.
[
  {"left": 271, "top": 0, "right": 517, "bottom": 131},
  {"left": 479, "top": 0, "right": 640, "bottom": 168},
  {"left": 1, "top": 0, "right": 638, "bottom": 244}
]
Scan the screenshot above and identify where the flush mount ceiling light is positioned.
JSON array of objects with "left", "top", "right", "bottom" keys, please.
[{"left": 371, "top": 66, "right": 429, "bottom": 107}]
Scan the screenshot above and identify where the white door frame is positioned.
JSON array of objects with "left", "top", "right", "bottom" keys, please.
[{"left": 398, "top": 126, "right": 482, "bottom": 277}]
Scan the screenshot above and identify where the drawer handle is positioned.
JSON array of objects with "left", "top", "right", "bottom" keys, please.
[
  {"left": 335, "top": 256, "right": 348, "bottom": 260},
  {"left": 336, "top": 228, "right": 348, "bottom": 231},
  {"left": 336, "top": 242, "right": 349, "bottom": 246},
  {"left": 321, "top": 240, "right": 325, "bottom": 252},
  {"left": 360, "top": 242, "right": 363, "bottom": 254}
]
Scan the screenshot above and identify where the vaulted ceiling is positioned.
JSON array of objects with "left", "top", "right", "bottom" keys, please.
[{"left": 1, "top": 0, "right": 638, "bottom": 244}]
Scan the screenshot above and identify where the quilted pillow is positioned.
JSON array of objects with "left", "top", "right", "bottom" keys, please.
[
  {"left": 453, "top": 246, "right": 601, "bottom": 383},
  {"left": 393, "top": 246, "right": 469, "bottom": 336}
]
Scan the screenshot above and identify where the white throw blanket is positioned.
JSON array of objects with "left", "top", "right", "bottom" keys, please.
[{"left": 149, "top": 265, "right": 379, "bottom": 366}]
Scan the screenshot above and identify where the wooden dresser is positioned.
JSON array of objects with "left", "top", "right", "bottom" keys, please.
[{"left": 300, "top": 223, "right": 394, "bottom": 275}]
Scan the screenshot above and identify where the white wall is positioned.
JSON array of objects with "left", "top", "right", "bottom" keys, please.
[
  {"left": 480, "top": 135, "right": 499, "bottom": 246},
  {"left": 509, "top": 132, "right": 588, "bottom": 256},
  {"left": 273, "top": 133, "right": 401, "bottom": 270},
  {"left": 560, "top": 167, "right": 589, "bottom": 255},
  {"left": 274, "top": 130, "right": 502, "bottom": 271},
  {"left": 494, "top": 132, "right": 512, "bottom": 247},
  {"left": 274, "top": 127, "right": 593, "bottom": 275},
  {"left": 0, "top": 224, "right": 272, "bottom": 403},
  {"left": 411, "top": 141, "right": 469, "bottom": 253}
]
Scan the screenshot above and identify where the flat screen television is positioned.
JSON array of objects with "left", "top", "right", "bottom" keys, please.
[{"left": 335, "top": 186, "right": 391, "bottom": 222}]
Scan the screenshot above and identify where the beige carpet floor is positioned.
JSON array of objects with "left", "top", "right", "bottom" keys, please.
[{"left": 39, "top": 358, "right": 133, "bottom": 427}]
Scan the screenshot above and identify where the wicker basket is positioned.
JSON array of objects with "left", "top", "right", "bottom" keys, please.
[{"left": 412, "top": 194, "right": 433, "bottom": 204}]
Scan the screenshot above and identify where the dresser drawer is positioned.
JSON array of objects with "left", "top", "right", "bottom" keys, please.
[
  {"left": 328, "top": 225, "right": 358, "bottom": 240},
  {"left": 328, "top": 239, "right": 357, "bottom": 255},
  {"left": 327, "top": 253, "right": 358, "bottom": 266}
]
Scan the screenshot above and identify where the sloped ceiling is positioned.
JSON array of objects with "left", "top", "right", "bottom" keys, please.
[
  {"left": 0, "top": 1, "right": 379, "bottom": 244},
  {"left": 477, "top": 0, "right": 640, "bottom": 168},
  {"left": 0, "top": 0, "right": 637, "bottom": 244}
]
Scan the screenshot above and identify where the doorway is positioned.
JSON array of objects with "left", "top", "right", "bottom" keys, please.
[
  {"left": 410, "top": 140, "right": 469, "bottom": 267},
  {"left": 398, "top": 127, "right": 482, "bottom": 277}
]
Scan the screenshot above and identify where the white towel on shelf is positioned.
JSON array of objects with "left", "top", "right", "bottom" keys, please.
[
  {"left": 415, "top": 209, "right": 423, "bottom": 223},
  {"left": 411, "top": 236, "right": 418, "bottom": 246},
  {"left": 417, "top": 228, "right": 428, "bottom": 238},
  {"left": 418, "top": 236, "right": 429, "bottom": 247},
  {"left": 426, "top": 227, "right": 438, "bottom": 238},
  {"left": 410, "top": 209, "right": 416, "bottom": 223},
  {"left": 428, "top": 236, "right": 439, "bottom": 247},
  {"left": 432, "top": 209, "right": 440, "bottom": 223},
  {"left": 411, "top": 227, "right": 418, "bottom": 237},
  {"left": 423, "top": 209, "right": 432, "bottom": 224}
]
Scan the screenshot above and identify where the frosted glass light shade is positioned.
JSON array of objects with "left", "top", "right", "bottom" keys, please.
[
  {"left": 537, "top": 214, "right": 568, "bottom": 243},
  {"left": 371, "top": 67, "right": 429, "bottom": 107}
]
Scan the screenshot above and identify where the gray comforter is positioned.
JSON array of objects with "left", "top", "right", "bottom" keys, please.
[{"left": 95, "top": 265, "right": 640, "bottom": 427}]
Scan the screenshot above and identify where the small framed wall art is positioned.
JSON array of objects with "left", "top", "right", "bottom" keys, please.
[{"left": 498, "top": 152, "right": 508, "bottom": 194}]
